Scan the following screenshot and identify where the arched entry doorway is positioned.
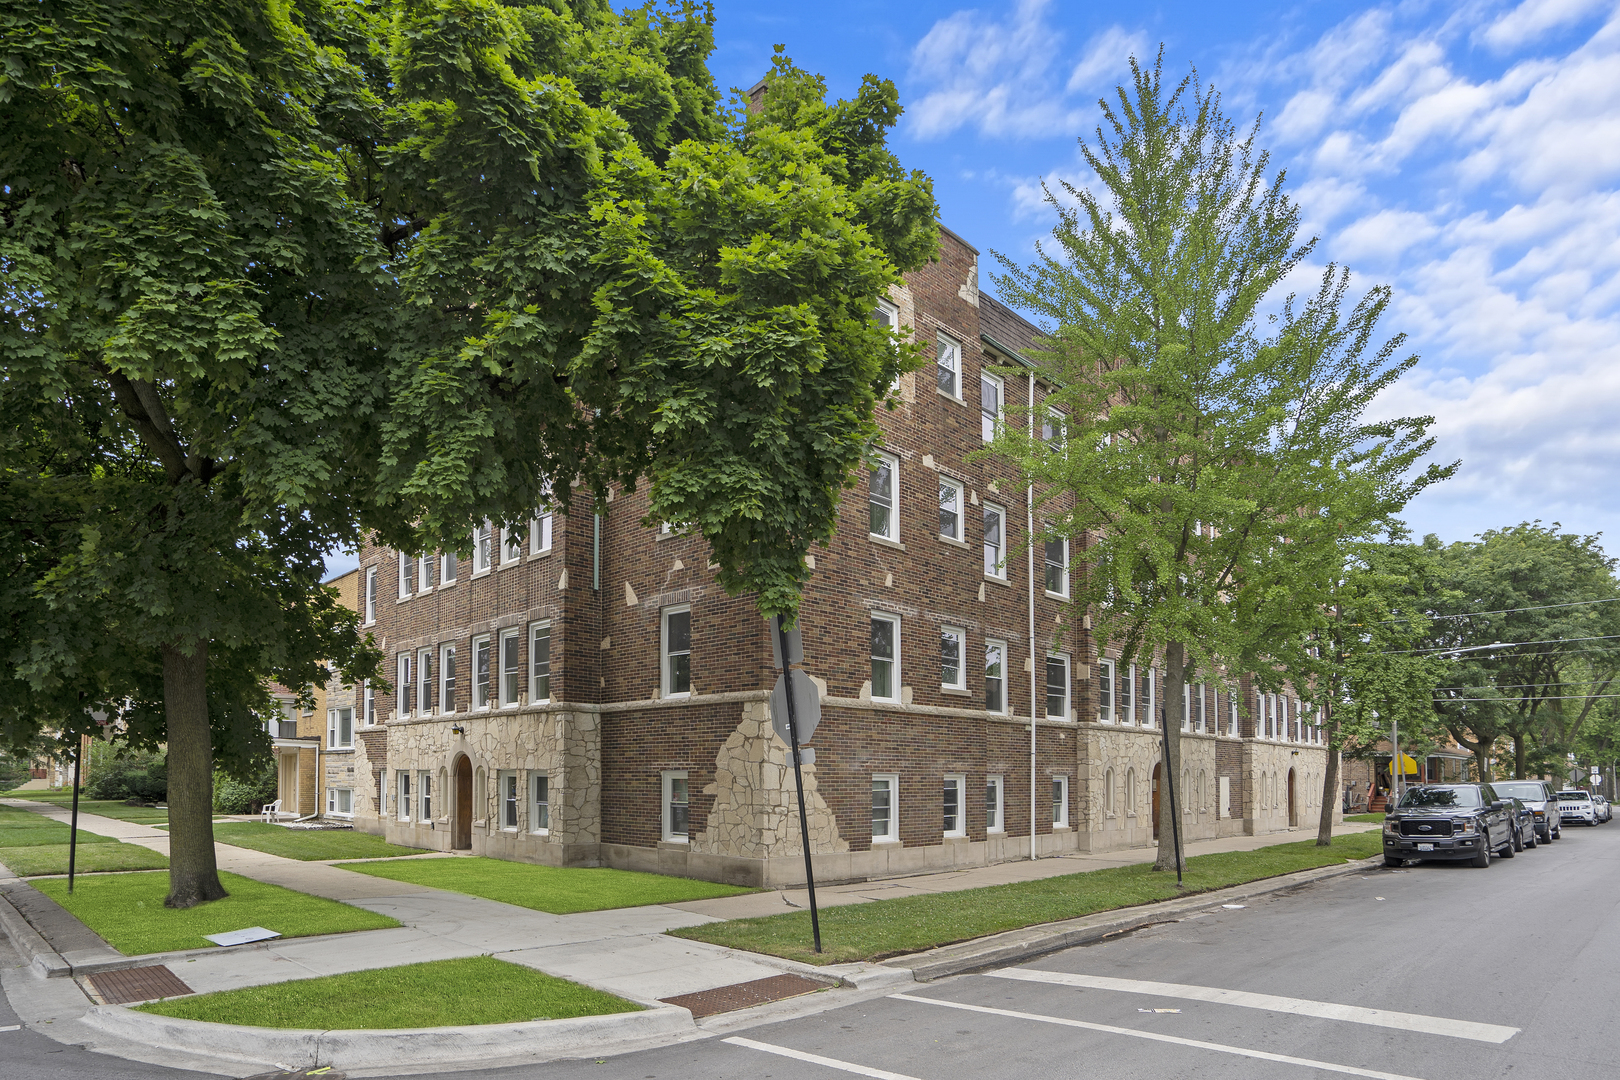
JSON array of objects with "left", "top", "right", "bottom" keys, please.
[
  {"left": 453, "top": 755, "right": 473, "bottom": 850},
  {"left": 1287, "top": 768, "right": 1298, "bottom": 828},
  {"left": 1151, "top": 764, "right": 1161, "bottom": 840}
]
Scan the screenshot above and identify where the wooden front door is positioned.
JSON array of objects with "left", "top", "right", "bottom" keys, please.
[{"left": 453, "top": 755, "right": 472, "bottom": 849}]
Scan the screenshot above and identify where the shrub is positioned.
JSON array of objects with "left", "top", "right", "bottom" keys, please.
[
  {"left": 85, "top": 749, "right": 168, "bottom": 802},
  {"left": 213, "top": 759, "right": 279, "bottom": 815}
]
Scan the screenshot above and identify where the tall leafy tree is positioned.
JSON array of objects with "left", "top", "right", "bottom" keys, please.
[
  {"left": 2, "top": 1, "right": 934, "bottom": 906},
  {"left": 987, "top": 53, "right": 1449, "bottom": 872}
]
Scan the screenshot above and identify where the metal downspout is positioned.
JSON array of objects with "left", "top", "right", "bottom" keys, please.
[{"left": 1029, "top": 372, "right": 1038, "bottom": 861}]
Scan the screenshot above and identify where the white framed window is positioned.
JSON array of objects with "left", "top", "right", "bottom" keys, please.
[
  {"left": 440, "top": 549, "right": 458, "bottom": 584},
  {"left": 419, "top": 770, "right": 433, "bottom": 820},
  {"left": 874, "top": 297, "right": 899, "bottom": 331},
  {"left": 985, "top": 638, "right": 1007, "bottom": 714},
  {"left": 326, "top": 706, "right": 353, "bottom": 749},
  {"left": 417, "top": 647, "right": 433, "bottom": 714},
  {"left": 530, "top": 511, "right": 553, "bottom": 555},
  {"left": 1053, "top": 775, "right": 1070, "bottom": 827},
  {"left": 1143, "top": 667, "right": 1157, "bottom": 728},
  {"left": 983, "top": 503, "right": 1006, "bottom": 579},
  {"left": 472, "top": 634, "right": 492, "bottom": 710},
  {"left": 1124, "top": 662, "right": 1136, "bottom": 724},
  {"left": 1182, "top": 682, "right": 1192, "bottom": 732},
  {"left": 936, "top": 333, "right": 961, "bottom": 398},
  {"left": 499, "top": 628, "right": 522, "bottom": 708},
  {"left": 1098, "top": 658, "right": 1115, "bottom": 723},
  {"left": 418, "top": 554, "right": 434, "bottom": 592},
  {"left": 986, "top": 775, "right": 1005, "bottom": 833},
  {"left": 363, "top": 680, "right": 375, "bottom": 726},
  {"left": 939, "top": 477, "right": 963, "bottom": 541},
  {"left": 503, "top": 524, "right": 524, "bottom": 565},
  {"left": 439, "top": 643, "right": 457, "bottom": 713},
  {"left": 1044, "top": 537, "right": 1068, "bottom": 597},
  {"left": 940, "top": 626, "right": 966, "bottom": 691},
  {"left": 943, "top": 774, "right": 966, "bottom": 838},
  {"left": 869, "top": 453, "right": 898, "bottom": 541},
  {"left": 872, "top": 774, "right": 899, "bottom": 843},
  {"left": 870, "top": 613, "right": 900, "bottom": 702},
  {"left": 662, "top": 770, "right": 689, "bottom": 842},
  {"left": 498, "top": 771, "right": 519, "bottom": 830},
  {"left": 980, "top": 371, "right": 1003, "bottom": 442},
  {"left": 1043, "top": 406, "right": 1065, "bottom": 445},
  {"left": 1046, "top": 654, "right": 1070, "bottom": 720},
  {"left": 1229, "top": 693, "right": 1240, "bottom": 737},
  {"left": 397, "top": 770, "right": 411, "bottom": 819},
  {"left": 473, "top": 523, "right": 492, "bottom": 573},
  {"left": 326, "top": 787, "right": 353, "bottom": 817},
  {"left": 530, "top": 622, "right": 552, "bottom": 703},
  {"left": 530, "top": 773, "right": 550, "bottom": 834},
  {"left": 364, "top": 567, "right": 377, "bottom": 624},
  {"left": 1197, "top": 683, "right": 1208, "bottom": 732},
  {"left": 398, "top": 551, "right": 412, "bottom": 599},
  {"left": 397, "top": 654, "right": 412, "bottom": 718},
  {"left": 662, "top": 606, "right": 692, "bottom": 698}
]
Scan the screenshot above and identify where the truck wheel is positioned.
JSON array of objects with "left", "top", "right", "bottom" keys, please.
[
  {"left": 1525, "top": 828, "right": 1537, "bottom": 849},
  {"left": 1500, "top": 832, "right": 1516, "bottom": 857},
  {"left": 1472, "top": 837, "right": 1491, "bottom": 867},
  {"left": 1383, "top": 856, "right": 1404, "bottom": 868}
]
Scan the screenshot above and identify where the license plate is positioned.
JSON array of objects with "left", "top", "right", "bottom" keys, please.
[{"left": 1417, "top": 843, "right": 1435, "bottom": 851}]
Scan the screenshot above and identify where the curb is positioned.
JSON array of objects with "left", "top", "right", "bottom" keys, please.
[
  {"left": 881, "top": 855, "right": 1384, "bottom": 982},
  {"left": 78, "top": 1002, "right": 697, "bottom": 1071},
  {"left": 0, "top": 886, "right": 69, "bottom": 978}
]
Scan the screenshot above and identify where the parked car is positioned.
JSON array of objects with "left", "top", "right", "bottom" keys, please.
[
  {"left": 1557, "top": 789, "right": 1599, "bottom": 825},
  {"left": 1595, "top": 794, "right": 1612, "bottom": 823},
  {"left": 1383, "top": 784, "right": 1516, "bottom": 868},
  {"left": 1497, "top": 796, "right": 1537, "bottom": 850},
  {"left": 1491, "top": 779, "right": 1563, "bottom": 842}
]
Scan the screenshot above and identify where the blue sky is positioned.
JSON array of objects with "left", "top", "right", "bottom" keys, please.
[{"left": 327, "top": 0, "right": 1620, "bottom": 579}]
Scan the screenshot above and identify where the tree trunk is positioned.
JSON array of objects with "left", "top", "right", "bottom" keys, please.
[
  {"left": 1153, "top": 640, "right": 1187, "bottom": 874},
  {"left": 163, "top": 641, "right": 227, "bottom": 908},
  {"left": 1472, "top": 744, "right": 1491, "bottom": 783},
  {"left": 1512, "top": 732, "right": 1526, "bottom": 780},
  {"left": 1316, "top": 707, "right": 1339, "bottom": 846}
]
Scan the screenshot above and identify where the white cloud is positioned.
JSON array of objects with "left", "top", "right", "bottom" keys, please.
[
  {"left": 1066, "top": 25, "right": 1149, "bottom": 93},
  {"left": 1481, "top": 0, "right": 1613, "bottom": 49}
]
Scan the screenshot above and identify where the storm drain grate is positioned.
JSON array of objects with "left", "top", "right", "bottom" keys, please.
[
  {"left": 88, "top": 964, "right": 194, "bottom": 1004},
  {"left": 661, "top": 973, "right": 836, "bottom": 1019}
]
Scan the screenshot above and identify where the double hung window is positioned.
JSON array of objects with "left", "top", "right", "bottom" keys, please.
[
  {"left": 503, "top": 524, "right": 524, "bottom": 564},
  {"left": 363, "top": 680, "right": 375, "bottom": 726},
  {"left": 1097, "top": 658, "right": 1116, "bottom": 722},
  {"left": 939, "top": 477, "right": 963, "bottom": 541},
  {"left": 940, "top": 626, "right": 965, "bottom": 691},
  {"left": 986, "top": 776, "right": 1005, "bottom": 833},
  {"left": 1182, "top": 682, "right": 1192, "bottom": 731},
  {"left": 499, "top": 771, "right": 519, "bottom": 830},
  {"left": 662, "top": 607, "right": 691, "bottom": 697},
  {"left": 398, "top": 552, "right": 412, "bottom": 599},
  {"left": 943, "top": 775, "right": 965, "bottom": 837},
  {"left": 869, "top": 453, "right": 898, "bottom": 541},
  {"left": 397, "top": 771, "right": 410, "bottom": 819},
  {"left": 326, "top": 707, "right": 353, "bottom": 749},
  {"left": 531, "top": 512, "right": 553, "bottom": 555},
  {"left": 1123, "top": 663, "right": 1136, "bottom": 724},
  {"left": 1052, "top": 776, "right": 1070, "bottom": 827},
  {"left": 439, "top": 644, "right": 457, "bottom": 713},
  {"left": 364, "top": 568, "right": 377, "bottom": 624},
  {"left": 418, "top": 554, "right": 434, "bottom": 592},
  {"left": 397, "top": 655, "right": 412, "bottom": 718},
  {"left": 873, "top": 298, "right": 898, "bottom": 330},
  {"left": 417, "top": 648, "right": 433, "bottom": 714},
  {"left": 1043, "top": 407, "right": 1065, "bottom": 445},
  {"left": 1197, "top": 683, "right": 1208, "bottom": 732},
  {"left": 936, "top": 334, "right": 961, "bottom": 398},
  {"left": 870, "top": 614, "right": 899, "bottom": 702},
  {"left": 1046, "top": 655, "right": 1070, "bottom": 719},
  {"left": 327, "top": 787, "right": 353, "bottom": 816},
  {"left": 473, "top": 524, "right": 492, "bottom": 573},
  {"left": 472, "top": 635, "right": 492, "bottom": 710},
  {"left": 530, "top": 774, "right": 550, "bottom": 834},
  {"left": 983, "top": 504, "right": 1006, "bottom": 578},
  {"left": 530, "top": 623, "right": 552, "bottom": 702},
  {"left": 662, "top": 771, "right": 689, "bottom": 842},
  {"left": 1142, "top": 667, "right": 1157, "bottom": 727},
  {"left": 985, "top": 639, "right": 1007, "bottom": 714},
  {"left": 419, "top": 771, "right": 432, "bottom": 820},
  {"left": 872, "top": 775, "right": 899, "bottom": 842},
  {"left": 980, "top": 372, "right": 1003, "bottom": 442},
  {"left": 499, "top": 628, "right": 522, "bottom": 708},
  {"left": 1044, "top": 538, "right": 1068, "bottom": 596},
  {"left": 441, "top": 549, "right": 458, "bottom": 584}
]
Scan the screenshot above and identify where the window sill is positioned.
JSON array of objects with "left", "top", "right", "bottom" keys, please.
[
  {"left": 870, "top": 696, "right": 903, "bottom": 706},
  {"left": 938, "top": 535, "right": 968, "bottom": 549},
  {"left": 1052, "top": 824, "right": 1072, "bottom": 832},
  {"left": 871, "top": 837, "right": 901, "bottom": 846},
  {"left": 658, "top": 838, "right": 689, "bottom": 847},
  {"left": 395, "top": 596, "right": 413, "bottom": 604},
  {"left": 528, "top": 548, "right": 553, "bottom": 559},
  {"left": 471, "top": 568, "right": 492, "bottom": 580},
  {"left": 936, "top": 387, "right": 966, "bottom": 406},
  {"left": 984, "top": 574, "right": 1012, "bottom": 588},
  {"left": 653, "top": 530, "right": 684, "bottom": 542},
  {"left": 987, "top": 828, "right": 1005, "bottom": 836},
  {"left": 942, "top": 833, "right": 968, "bottom": 842},
  {"left": 530, "top": 829, "right": 550, "bottom": 838},
  {"left": 941, "top": 687, "right": 971, "bottom": 697},
  {"left": 663, "top": 691, "right": 691, "bottom": 701},
  {"left": 327, "top": 746, "right": 355, "bottom": 753},
  {"left": 868, "top": 534, "right": 905, "bottom": 552},
  {"left": 438, "top": 581, "right": 457, "bottom": 590},
  {"left": 1044, "top": 591, "right": 1069, "bottom": 602}
]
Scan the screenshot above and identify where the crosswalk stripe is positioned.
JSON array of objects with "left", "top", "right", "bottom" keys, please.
[
  {"left": 723, "top": 1036, "right": 924, "bottom": 1079},
  {"left": 891, "top": 993, "right": 1430, "bottom": 1080},
  {"left": 984, "top": 969, "right": 1518, "bottom": 1044},
  {"left": 0, "top": 1025, "right": 21, "bottom": 1032}
]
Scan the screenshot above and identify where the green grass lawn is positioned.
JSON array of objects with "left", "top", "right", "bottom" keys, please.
[
  {"left": 15, "top": 794, "right": 170, "bottom": 825},
  {"left": 0, "top": 806, "right": 118, "bottom": 848},
  {"left": 136, "top": 955, "right": 641, "bottom": 1028},
  {"left": 337, "top": 856, "right": 755, "bottom": 914},
  {"left": 0, "top": 841, "right": 169, "bottom": 876},
  {"left": 31, "top": 870, "right": 399, "bottom": 955},
  {"left": 671, "top": 832, "right": 1385, "bottom": 965},
  {"left": 1345, "top": 813, "right": 1387, "bottom": 823},
  {"left": 207, "top": 822, "right": 431, "bottom": 862}
]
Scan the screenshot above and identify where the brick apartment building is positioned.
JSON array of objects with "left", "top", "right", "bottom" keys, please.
[{"left": 323, "top": 226, "right": 1338, "bottom": 887}]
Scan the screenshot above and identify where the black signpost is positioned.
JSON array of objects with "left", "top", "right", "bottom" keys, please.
[
  {"left": 68, "top": 738, "right": 83, "bottom": 894},
  {"left": 1160, "top": 708, "right": 1183, "bottom": 887},
  {"left": 772, "top": 614, "right": 823, "bottom": 953}
]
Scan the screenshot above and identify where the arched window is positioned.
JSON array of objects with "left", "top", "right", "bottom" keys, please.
[
  {"left": 474, "top": 766, "right": 486, "bottom": 819},
  {"left": 1198, "top": 770, "right": 1208, "bottom": 813},
  {"left": 1104, "top": 768, "right": 1116, "bottom": 815},
  {"left": 1182, "top": 768, "right": 1191, "bottom": 815},
  {"left": 1261, "top": 772, "right": 1269, "bottom": 809},
  {"left": 1126, "top": 768, "right": 1136, "bottom": 815}
]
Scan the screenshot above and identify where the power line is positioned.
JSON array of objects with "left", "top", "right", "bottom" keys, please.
[
  {"left": 1431, "top": 681, "right": 1617, "bottom": 691},
  {"left": 1388, "top": 633, "right": 1620, "bottom": 656},
  {"left": 1382, "top": 596, "right": 1620, "bottom": 623},
  {"left": 1433, "top": 694, "right": 1620, "bottom": 703}
]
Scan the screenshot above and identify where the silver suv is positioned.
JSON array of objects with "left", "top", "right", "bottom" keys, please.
[
  {"left": 1492, "top": 779, "right": 1563, "bottom": 842},
  {"left": 1557, "top": 789, "right": 1599, "bottom": 825}
]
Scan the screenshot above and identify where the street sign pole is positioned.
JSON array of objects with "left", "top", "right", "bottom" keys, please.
[
  {"left": 1160, "top": 708, "right": 1183, "bottom": 887},
  {"left": 68, "top": 739, "right": 83, "bottom": 894},
  {"left": 774, "top": 615, "right": 822, "bottom": 953}
]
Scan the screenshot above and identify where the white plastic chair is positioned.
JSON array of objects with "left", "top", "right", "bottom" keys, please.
[{"left": 261, "top": 799, "right": 282, "bottom": 823}]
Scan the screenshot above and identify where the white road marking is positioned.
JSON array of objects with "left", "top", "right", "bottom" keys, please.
[
  {"left": 985, "top": 969, "right": 1518, "bottom": 1044},
  {"left": 723, "top": 1036, "right": 924, "bottom": 1079},
  {"left": 0, "top": 1025, "right": 20, "bottom": 1032},
  {"left": 891, "top": 994, "right": 1429, "bottom": 1080}
]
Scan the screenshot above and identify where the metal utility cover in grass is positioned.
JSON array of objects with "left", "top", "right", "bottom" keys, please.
[
  {"left": 661, "top": 973, "right": 835, "bottom": 1018},
  {"left": 89, "top": 965, "right": 194, "bottom": 1004},
  {"left": 205, "top": 927, "right": 281, "bottom": 947}
]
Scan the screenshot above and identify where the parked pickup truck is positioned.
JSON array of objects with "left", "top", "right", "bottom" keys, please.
[
  {"left": 1491, "top": 779, "right": 1563, "bottom": 842},
  {"left": 1383, "top": 784, "right": 1516, "bottom": 868}
]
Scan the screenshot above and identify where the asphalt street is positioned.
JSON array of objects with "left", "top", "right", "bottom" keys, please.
[
  {"left": 4, "top": 821, "right": 1616, "bottom": 1079},
  {"left": 418, "top": 819, "right": 1620, "bottom": 1080}
]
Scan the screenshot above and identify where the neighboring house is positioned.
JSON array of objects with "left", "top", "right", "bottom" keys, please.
[
  {"left": 267, "top": 575, "right": 348, "bottom": 817},
  {"left": 349, "top": 226, "right": 1337, "bottom": 885}
]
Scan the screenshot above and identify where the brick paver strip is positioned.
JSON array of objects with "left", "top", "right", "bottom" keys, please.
[
  {"left": 88, "top": 964, "right": 194, "bottom": 1005},
  {"left": 660, "top": 972, "right": 836, "bottom": 1019}
]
